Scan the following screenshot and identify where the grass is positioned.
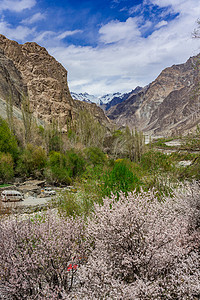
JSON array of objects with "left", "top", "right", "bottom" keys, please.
[{"left": 0, "top": 183, "right": 12, "bottom": 188}]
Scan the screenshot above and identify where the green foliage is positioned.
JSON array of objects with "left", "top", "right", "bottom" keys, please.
[
  {"left": 178, "top": 156, "right": 200, "bottom": 180},
  {"left": 169, "top": 151, "right": 197, "bottom": 161},
  {"left": 108, "top": 127, "right": 145, "bottom": 161},
  {"left": 56, "top": 191, "right": 82, "bottom": 218},
  {"left": 45, "top": 150, "right": 86, "bottom": 185},
  {"left": 38, "top": 121, "right": 63, "bottom": 153},
  {"left": 70, "top": 109, "right": 106, "bottom": 148},
  {"left": 84, "top": 147, "right": 107, "bottom": 166},
  {"left": 124, "top": 127, "right": 145, "bottom": 162},
  {"left": 46, "top": 151, "right": 71, "bottom": 185},
  {"left": 140, "top": 150, "right": 173, "bottom": 172},
  {"left": 65, "top": 149, "right": 85, "bottom": 177},
  {"left": 180, "top": 126, "right": 200, "bottom": 151},
  {"left": 101, "top": 161, "right": 142, "bottom": 198},
  {"left": 112, "top": 129, "right": 123, "bottom": 138},
  {"left": 17, "top": 144, "right": 47, "bottom": 178},
  {"left": 0, "top": 152, "right": 14, "bottom": 183},
  {"left": 151, "top": 137, "right": 175, "bottom": 148},
  {"left": 0, "top": 117, "right": 19, "bottom": 160},
  {"left": 21, "top": 94, "right": 33, "bottom": 144}
]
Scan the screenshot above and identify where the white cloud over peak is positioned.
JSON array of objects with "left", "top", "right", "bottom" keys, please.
[
  {"left": 0, "top": 20, "right": 35, "bottom": 40},
  {"left": 0, "top": 0, "right": 36, "bottom": 12}
]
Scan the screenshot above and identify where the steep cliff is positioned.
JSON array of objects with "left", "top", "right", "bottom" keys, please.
[{"left": 0, "top": 35, "right": 110, "bottom": 130}]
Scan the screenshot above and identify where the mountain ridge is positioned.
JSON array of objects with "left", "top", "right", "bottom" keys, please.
[{"left": 107, "top": 54, "right": 200, "bottom": 136}]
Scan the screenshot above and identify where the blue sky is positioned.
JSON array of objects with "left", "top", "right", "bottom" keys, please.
[{"left": 0, "top": 0, "right": 200, "bottom": 95}]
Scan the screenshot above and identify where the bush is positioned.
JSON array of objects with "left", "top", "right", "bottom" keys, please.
[
  {"left": 65, "top": 149, "right": 85, "bottom": 177},
  {"left": 84, "top": 147, "right": 106, "bottom": 166},
  {"left": 46, "top": 151, "right": 71, "bottom": 185},
  {"left": 0, "top": 152, "right": 14, "bottom": 183},
  {"left": 75, "top": 188, "right": 200, "bottom": 299},
  {"left": 101, "top": 160, "right": 142, "bottom": 198},
  {"left": 0, "top": 212, "right": 85, "bottom": 299},
  {"left": 16, "top": 144, "right": 47, "bottom": 178},
  {"left": 141, "top": 150, "right": 173, "bottom": 172},
  {"left": 0, "top": 117, "right": 19, "bottom": 160}
]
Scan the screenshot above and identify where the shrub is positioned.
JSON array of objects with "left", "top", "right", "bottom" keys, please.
[
  {"left": 75, "top": 188, "right": 200, "bottom": 299},
  {"left": 65, "top": 149, "right": 85, "bottom": 177},
  {"left": 0, "top": 185, "right": 199, "bottom": 299},
  {"left": 0, "top": 116, "right": 19, "bottom": 160},
  {"left": 141, "top": 150, "right": 173, "bottom": 172},
  {"left": 0, "top": 152, "right": 14, "bottom": 183},
  {"left": 0, "top": 212, "right": 85, "bottom": 299},
  {"left": 84, "top": 147, "right": 106, "bottom": 166},
  {"left": 101, "top": 160, "right": 142, "bottom": 198},
  {"left": 16, "top": 144, "right": 47, "bottom": 178},
  {"left": 46, "top": 151, "right": 71, "bottom": 185}
]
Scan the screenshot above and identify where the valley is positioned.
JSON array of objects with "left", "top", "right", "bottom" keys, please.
[{"left": 0, "top": 34, "right": 199, "bottom": 300}]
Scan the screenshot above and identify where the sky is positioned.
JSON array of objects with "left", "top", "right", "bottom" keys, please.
[{"left": 0, "top": 0, "right": 200, "bottom": 96}]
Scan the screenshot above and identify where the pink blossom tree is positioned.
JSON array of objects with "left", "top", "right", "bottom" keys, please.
[
  {"left": 0, "top": 183, "right": 199, "bottom": 299},
  {"left": 75, "top": 187, "right": 200, "bottom": 299},
  {"left": 0, "top": 212, "right": 85, "bottom": 299}
]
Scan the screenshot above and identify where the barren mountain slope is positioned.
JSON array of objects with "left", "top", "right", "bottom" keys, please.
[
  {"left": 107, "top": 55, "right": 200, "bottom": 136},
  {"left": 0, "top": 35, "right": 110, "bottom": 130}
]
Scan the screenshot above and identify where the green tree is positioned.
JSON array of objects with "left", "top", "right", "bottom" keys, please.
[
  {"left": 40, "top": 120, "right": 63, "bottom": 153},
  {"left": 45, "top": 151, "right": 71, "bottom": 185},
  {"left": 0, "top": 117, "right": 18, "bottom": 160},
  {"left": 17, "top": 144, "right": 47, "bottom": 178},
  {"left": 102, "top": 160, "right": 141, "bottom": 198},
  {"left": 21, "top": 94, "right": 33, "bottom": 145},
  {"left": 84, "top": 147, "right": 106, "bottom": 166},
  {"left": 0, "top": 153, "right": 14, "bottom": 183},
  {"left": 65, "top": 149, "right": 85, "bottom": 177},
  {"left": 6, "top": 94, "right": 14, "bottom": 133},
  {"left": 74, "top": 110, "right": 106, "bottom": 148},
  {"left": 125, "top": 127, "right": 145, "bottom": 162}
]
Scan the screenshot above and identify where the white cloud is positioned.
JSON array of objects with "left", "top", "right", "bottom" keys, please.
[
  {"left": 0, "top": 20, "right": 35, "bottom": 41},
  {"left": 99, "top": 17, "right": 141, "bottom": 44},
  {"left": 0, "top": 0, "right": 199, "bottom": 96},
  {"left": 155, "top": 20, "right": 168, "bottom": 28},
  {"left": 34, "top": 31, "right": 55, "bottom": 43},
  {"left": 56, "top": 30, "right": 82, "bottom": 40},
  {"left": 22, "top": 12, "right": 46, "bottom": 25},
  {"left": 48, "top": 0, "right": 200, "bottom": 95},
  {"left": 129, "top": 4, "right": 143, "bottom": 15},
  {"left": 34, "top": 29, "right": 82, "bottom": 45},
  {"left": 0, "top": 0, "right": 36, "bottom": 12}
]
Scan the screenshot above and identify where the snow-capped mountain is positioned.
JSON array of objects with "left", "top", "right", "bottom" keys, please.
[
  {"left": 71, "top": 87, "right": 143, "bottom": 110},
  {"left": 70, "top": 92, "right": 99, "bottom": 104},
  {"left": 71, "top": 91, "right": 124, "bottom": 105}
]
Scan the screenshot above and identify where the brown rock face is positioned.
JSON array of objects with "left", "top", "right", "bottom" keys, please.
[
  {"left": 0, "top": 48, "right": 27, "bottom": 108},
  {"left": 107, "top": 55, "right": 200, "bottom": 136},
  {"left": 0, "top": 35, "right": 110, "bottom": 130}
]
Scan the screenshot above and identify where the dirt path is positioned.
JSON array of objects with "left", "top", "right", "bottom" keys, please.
[{"left": 2, "top": 196, "right": 55, "bottom": 209}]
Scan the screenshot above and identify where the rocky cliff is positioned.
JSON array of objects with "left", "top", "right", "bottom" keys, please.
[
  {"left": 0, "top": 35, "right": 110, "bottom": 130},
  {"left": 107, "top": 55, "right": 200, "bottom": 136}
]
